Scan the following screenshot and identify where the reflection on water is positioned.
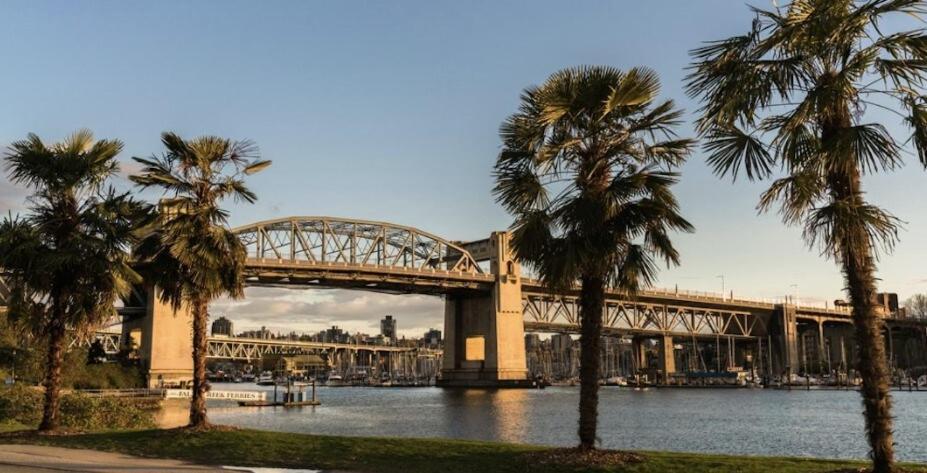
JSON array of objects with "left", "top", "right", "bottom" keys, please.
[
  {"left": 206, "top": 384, "right": 927, "bottom": 461},
  {"left": 442, "top": 388, "right": 528, "bottom": 443}
]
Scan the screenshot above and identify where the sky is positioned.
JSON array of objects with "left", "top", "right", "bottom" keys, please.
[{"left": 1, "top": 1, "right": 925, "bottom": 337}]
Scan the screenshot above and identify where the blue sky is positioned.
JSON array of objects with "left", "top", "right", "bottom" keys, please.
[{"left": 1, "top": 1, "right": 925, "bottom": 335}]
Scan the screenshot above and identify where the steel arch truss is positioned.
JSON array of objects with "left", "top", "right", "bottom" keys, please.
[
  {"left": 522, "top": 294, "right": 765, "bottom": 338},
  {"left": 234, "top": 217, "right": 482, "bottom": 274}
]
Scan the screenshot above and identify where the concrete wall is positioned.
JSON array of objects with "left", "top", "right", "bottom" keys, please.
[{"left": 121, "top": 286, "right": 193, "bottom": 388}]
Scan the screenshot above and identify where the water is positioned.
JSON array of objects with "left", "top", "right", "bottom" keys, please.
[{"left": 206, "top": 384, "right": 927, "bottom": 461}]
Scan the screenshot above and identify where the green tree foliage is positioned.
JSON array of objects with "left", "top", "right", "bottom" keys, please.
[
  {"left": 131, "top": 132, "right": 270, "bottom": 429},
  {"left": 686, "top": 1, "right": 927, "bottom": 470},
  {"left": 0, "top": 130, "right": 143, "bottom": 431},
  {"left": 494, "top": 66, "right": 693, "bottom": 450}
]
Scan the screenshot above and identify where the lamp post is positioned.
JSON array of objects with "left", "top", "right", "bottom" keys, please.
[{"left": 716, "top": 275, "right": 725, "bottom": 300}]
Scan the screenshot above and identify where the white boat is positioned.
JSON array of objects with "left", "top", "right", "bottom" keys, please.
[
  {"left": 256, "top": 371, "right": 275, "bottom": 386},
  {"left": 326, "top": 373, "right": 345, "bottom": 387},
  {"left": 605, "top": 376, "right": 628, "bottom": 386}
]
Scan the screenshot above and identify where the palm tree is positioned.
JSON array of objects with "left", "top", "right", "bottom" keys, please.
[
  {"left": 494, "top": 66, "right": 694, "bottom": 450},
  {"left": 0, "top": 130, "right": 141, "bottom": 431},
  {"left": 686, "top": 1, "right": 927, "bottom": 470},
  {"left": 131, "top": 132, "right": 269, "bottom": 429}
]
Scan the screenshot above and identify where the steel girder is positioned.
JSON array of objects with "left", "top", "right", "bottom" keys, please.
[
  {"left": 205, "top": 337, "right": 430, "bottom": 361},
  {"left": 234, "top": 217, "right": 482, "bottom": 274},
  {"left": 522, "top": 293, "right": 766, "bottom": 339},
  {"left": 70, "top": 332, "right": 122, "bottom": 354}
]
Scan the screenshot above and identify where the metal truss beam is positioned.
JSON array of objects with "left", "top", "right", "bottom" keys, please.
[
  {"left": 205, "top": 337, "right": 436, "bottom": 361},
  {"left": 70, "top": 331, "right": 122, "bottom": 354},
  {"left": 235, "top": 217, "right": 483, "bottom": 274},
  {"left": 522, "top": 293, "right": 766, "bottom": 339}
]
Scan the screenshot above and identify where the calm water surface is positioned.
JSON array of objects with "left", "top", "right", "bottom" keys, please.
[{"left": 207, "top": 384, "right": 927, "bottom": 461}]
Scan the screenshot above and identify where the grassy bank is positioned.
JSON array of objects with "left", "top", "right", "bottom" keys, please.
[{"left": 2, "top": 427, "right": 925, "bottom": 472}]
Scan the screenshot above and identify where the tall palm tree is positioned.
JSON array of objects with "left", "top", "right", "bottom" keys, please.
[
  {"left": 0, "top": 130, "right": 141, "bottom": 431},
  {"left": 131, "top": 132, "right": 269, "bottom": 429},
  {"left": 494, "top": 66, "right": 694, "bottom": 450},
  {"left": 686, "top": 1, "right": 927, "bottom": 470}
]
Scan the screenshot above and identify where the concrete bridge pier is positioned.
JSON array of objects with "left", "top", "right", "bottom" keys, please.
[
  {"left": 439, "top": 232, "right": 530, "bottom": 387},
  {"left": 775, "top": 304, "right": 800, "bottom": 378},
  {"left": 658, "top": 335, "right": 675, "bottom": 383},
  {"left": 121, "top": 286, "right": 194, "bottom": 388}
]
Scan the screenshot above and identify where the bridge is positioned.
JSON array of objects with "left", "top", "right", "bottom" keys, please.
[
  {"left": 74, "top": 331, "right": 432, "bottom": 360},
  {"left": 5, "top": 215, "right": 927, "bottom": 387}
]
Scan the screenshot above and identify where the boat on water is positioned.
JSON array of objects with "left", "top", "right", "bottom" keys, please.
[
  {"left": 326, "top": 373, "right": 345, "bottom": 387},
  {"left": 256, "top": 371, "right": 276, "bottom": 386},
  {"left": 604, "top": 376, "right": 628, "bottom": 387}
]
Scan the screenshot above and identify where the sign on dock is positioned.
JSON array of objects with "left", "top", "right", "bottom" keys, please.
[{"left": 164, "top": 389, "right": 266, "bottom": 402}]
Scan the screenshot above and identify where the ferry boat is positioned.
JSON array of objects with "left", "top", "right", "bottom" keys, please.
[{"left": 256, "top": 371, "right": 276, "bottom": 386}]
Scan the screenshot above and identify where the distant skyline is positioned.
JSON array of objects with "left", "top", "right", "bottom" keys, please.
[{"left": 2, "top": 1, "right": 925, "bottom": 335}]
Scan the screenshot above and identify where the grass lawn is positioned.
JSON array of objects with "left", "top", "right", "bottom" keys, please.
[{"left": 2, "top": 427, "right": 926, "bottom": 473}]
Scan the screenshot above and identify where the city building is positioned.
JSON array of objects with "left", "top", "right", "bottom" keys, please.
[
  {"left": 423, "top": 328, "right": 442, "bottom": 347},
  {"left": 211, "top": 316, "right": 234, "bottom": 337},
  {"left": 239, "top": 326, "right": 272, "bottom": 340},
  {"left": 380, "top": 315, "right": 397, "bottom": 340},
  {"left": 323, "top": 326, "right": 348, "bottom": 344}
]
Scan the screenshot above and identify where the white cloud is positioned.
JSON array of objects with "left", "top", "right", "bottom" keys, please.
[
  {"left": 210, "top": 287, "right": 444, "bottom": 338},
  {"left": 0, "top": 175, "right": 28, "bottom": 215}
]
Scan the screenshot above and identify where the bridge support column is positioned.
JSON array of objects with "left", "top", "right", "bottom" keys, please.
[
  {"left": 776, "top": 304, "right": 800, "bottom": 379},
  {"left": 439, "top": 232, "right": 529, "bottom": 387},
  {"left": 658, "top": 335, "right": 675, "bottom": 384},
  {"left": 121, "top": 286, "right": 193, "bottom": 388}
]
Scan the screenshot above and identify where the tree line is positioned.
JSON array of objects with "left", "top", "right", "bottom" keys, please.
[{"left": 2, "top": 1, "right": 926, "bottom": 472}]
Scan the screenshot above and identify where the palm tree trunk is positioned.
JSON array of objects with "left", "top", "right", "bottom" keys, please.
[
  {"left": 189, "top": 295, "right": 209, "bottom": 429},
  {"left": 38, "top": 320, "right": 66, "bottom": 432},
  {"left": 578, "top": 272, "right": 605, "bottom": 450},
  {"left": 824, "top": 109, "right": 895, "bottom": 472},
  {"left": 842, "top": 234, "right": 894, "bottom": 472}
]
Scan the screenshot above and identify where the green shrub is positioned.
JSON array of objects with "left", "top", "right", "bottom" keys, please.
[
  {"left": 67, "top": 363, "right": 145, "bottom": 390},
  {"left": 0, "top": 386, "right": 157, "bottom": 430},
  {"left": 0, "top": 385, "right": 42, "bottom": 426}
]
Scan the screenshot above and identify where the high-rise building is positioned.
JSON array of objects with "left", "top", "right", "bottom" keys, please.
[
  {"left": 423, "top": 328, "right": 442, "bottom": 347},
  {"left": 323, "top": 326, "right": 347, "bottom": 343},
  {"left": 380, "top": 315, "right": 397, "bottom": 340},
  {"left": 211, "top": 316, "right": 234, "bottom": 337}
]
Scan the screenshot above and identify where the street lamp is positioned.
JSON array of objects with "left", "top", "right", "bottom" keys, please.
[{"left": 716, "top": 275, "right": 725, "bottom": 299}]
